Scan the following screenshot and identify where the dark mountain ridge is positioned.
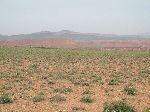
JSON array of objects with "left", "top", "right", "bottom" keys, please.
[{"left": 0, "top": 30, "right": 150, "bottom": 40}]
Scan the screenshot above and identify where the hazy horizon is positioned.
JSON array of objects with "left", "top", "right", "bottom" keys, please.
[{"left": 0, "top": 0, "right": 150, "bottom": 35}]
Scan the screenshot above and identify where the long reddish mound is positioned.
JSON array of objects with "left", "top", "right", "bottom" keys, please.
[
  {"left": 0, "top": 38, "right": 77, "bottom": 47},
  {"left": 1, "top": 38, "right": 150, "bottom": 48},
  {"left": 78, "top": 39, "right": 150, "bottom": 48}
]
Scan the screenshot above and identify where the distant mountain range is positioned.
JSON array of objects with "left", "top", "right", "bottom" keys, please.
[{"left": 0, "top": 30, "right": 150, "bottom": 40}]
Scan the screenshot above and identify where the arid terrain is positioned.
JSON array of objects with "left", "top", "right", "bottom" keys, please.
[
  {"left": 1, "top": 0, "right": 150, "bottom": 111},
  {"left": 1, "top": 38, "right": 150, "bottom": 48},
  {"left": 1, "top": 30, "right": 150, "bottom": 48},
  {"left": 0, "top": 46, "right": 150, "bottom": 112}
]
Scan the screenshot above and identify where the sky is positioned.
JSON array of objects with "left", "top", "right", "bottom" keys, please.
[{"left": 0, "top": 0, "right": 150, "bottom": 35}]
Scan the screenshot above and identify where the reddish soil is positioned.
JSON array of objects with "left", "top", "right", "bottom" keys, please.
[
  {"left": 1, "top": 37, "right": 150, "bottom": 48},
  {"left": 0, "top": 38, "right": 77, "bottom": 47},
  {"left": 78, "top": 39, "right": 150, "bottom": 48},
  {"left": 1, "top": 54, "right": 150, "bottom": 112}
]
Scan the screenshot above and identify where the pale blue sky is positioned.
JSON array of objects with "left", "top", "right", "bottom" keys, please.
[{"left": 0, "top": 0, "right": 150, "bottom": 35}]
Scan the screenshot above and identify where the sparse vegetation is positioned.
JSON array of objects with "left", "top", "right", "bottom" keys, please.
[
  {"left": 139, "top": 68, "right": 150, "bottom": 78},
  {"left": 145, "top": 107, "right": 150, "bottom": 112},
  {"left": 54, "top": 87, "right": 73, "bottom": 94},
  {"left": 80, "top": 95, "right": 94, "bottom": 103},
  {"left": 49, "top": 94, "right": 66, "bottom": 102},
  {"left": 0, "top": 94, "right": 12, "bottom": 104},
  {"left": 0, "top": 46, "right": 150, "bottom": 111},
  {"left": 103, "top": 101, "right": 135, "bottom": 112},
  {"left": 31, "top": 64, "right": 38, "bottom": 69},
  {"left": 124, "top": 85, "right": 137, "bottom": 95},
  {"left": 32, "top": 93, "right": 44, "bottom": 102},
  {"left": 108, "top": 79, "right": 118, "bottom": 85}
]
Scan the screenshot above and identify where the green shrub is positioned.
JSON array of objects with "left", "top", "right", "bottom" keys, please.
[
  {"left": 108, "top": 79, "right": 117, "bottom": 85},
  {"left": 124, "top": 85, "right": 136, "bottom": 95},
  {"left": 0, "top": 95, "right": 12, "bottom": 104},
  {"left": 61, "top": 87, "right": 73, "bottom": 94},
  {"left": 32, "top": 94, "right": 44, "bottom": 102},
  {"left": 54, "top": 87, "right": 73, "bottom": 94},
  {"left": 49, "top": 94, "right": 66, "bottom": 102},
  {"left": 139, "top": 68, "right": 150, "bottom": 78},
  {"left": 145, "top": 107, "right": 150, "bottom": 112},
  {"left": 31, "top": 64, "right": 38, "bottom": 69},
  {"left": 80, "top": 95, "right": 93, "bottom": 103},
  {"left": 103, "top": 101, "right": 135, "bottom": 112}
]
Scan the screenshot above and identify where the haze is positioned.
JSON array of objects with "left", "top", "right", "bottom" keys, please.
[{"left": 0, "top": 0, "right": 150, "bottom": 35}]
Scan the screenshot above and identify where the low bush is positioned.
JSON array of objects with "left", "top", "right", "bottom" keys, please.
[
  {"left": 32, "top": 94, "right": 44, "bottom": 102},
  {"left": 145, "top": 107, "right": 150, "bottom": 112},
  {"left": 49, "top": 94, "right": 66, "bottom": 102},
  {"left": 0, "top": 95, "right": 12, "bottom": 104},
  {"left": 124, "top": 85, "right": 136, "bottom": 95},
  {"left": 80, "top": 95, "right": 93, "bottom": 103},
  {"left": 54, "top": 87, "right": 73, "bottom": 94},
  {"left": 103, "top": 100, "right": 135, "bottom": 112}
]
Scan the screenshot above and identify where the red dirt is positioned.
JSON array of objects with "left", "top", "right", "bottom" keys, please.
[
  {"left": 1, "top": 38, "right": 150, "bottom": 48},
  {"left": 0, "top": 38, "right": 77, "bottom": 47},
  {"left": 78, "top": 39, "right": 150, "bottom": 48}
]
